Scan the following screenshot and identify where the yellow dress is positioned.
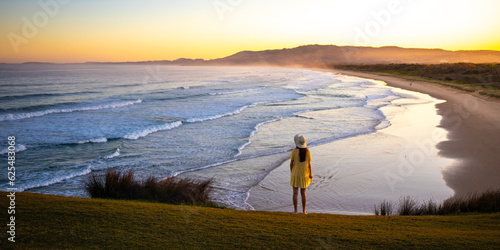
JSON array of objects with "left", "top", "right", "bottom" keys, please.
[{"left": 290, "top": 148, "right": 312, "bottom": 188}]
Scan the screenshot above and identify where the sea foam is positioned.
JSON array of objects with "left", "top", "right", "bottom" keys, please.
[
  {"left": 123, "top": 121, "right": 183, "bottom": 140},
  {"left": 0, "top": 144, "right": 27, "bottom": 155},
  {"left": 19, "top": 166, "right": 92, "bottom": 192},
  {"left": 104, "top": 148, "right": 120, "bottom": 159}
]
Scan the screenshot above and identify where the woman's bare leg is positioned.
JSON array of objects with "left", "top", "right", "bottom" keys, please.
[
  {"left": 300, "top": 188, "right": 307, "bottom": 214},
  {"left": 293, "top": 187, "right": 298, "bottom": 214}
]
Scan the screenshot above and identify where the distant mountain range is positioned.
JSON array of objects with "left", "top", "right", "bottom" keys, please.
[
  {"left": 205, "top": 45, "right": 500, "bottom": 66},
  {"left": 19, "top": 45, "right": 499, "bottom": 66}
]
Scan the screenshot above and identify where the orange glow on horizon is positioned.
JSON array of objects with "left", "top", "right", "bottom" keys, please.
[{"left": 1, "top": 0, "right": 499, "bottom": 63}]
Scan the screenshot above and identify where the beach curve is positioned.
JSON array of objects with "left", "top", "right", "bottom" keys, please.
[{"left": 331, "top": 69, "right": 500, "bottom": 197}]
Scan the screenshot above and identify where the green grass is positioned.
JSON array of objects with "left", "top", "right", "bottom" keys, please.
[
  {"left": 332, "top": 63, "right": 500, "bottom": 99},
  {"left": 2, "top": 192, "right": 500, "bottom": 248}
]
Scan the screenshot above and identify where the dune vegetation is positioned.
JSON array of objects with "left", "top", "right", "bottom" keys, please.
[
  {"left": 333, "top": 63, "right": 500, "bottom": 98},
  {"left": 84, "top": 169, "right": 217, "bottom": 207},
  {"left": 374, "top": 190, "right": 500, "bottom": 216}
]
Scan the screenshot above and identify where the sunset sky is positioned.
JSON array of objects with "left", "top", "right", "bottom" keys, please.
[{"left": 1, "top": 0, "right": 499, "bottom": 63}]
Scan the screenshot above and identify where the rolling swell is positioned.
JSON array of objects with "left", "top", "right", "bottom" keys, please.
[
  {"left": 0, "top": 99, "right": 143, "bottom": 121},
  {"left": 19, "top": 165, "right": 92, "bottom": 192},
  {"left": 0, "top": 91, "right": 100, "bottom": 101},
  {"left": 185, "top": 106, "right": 249, "bottom": 123},
  {"left": 146, "top": 86, "right": 266, "bottom": 102},
  {"left": 124, "top": 121, "right": 183, "bottom": 140}
]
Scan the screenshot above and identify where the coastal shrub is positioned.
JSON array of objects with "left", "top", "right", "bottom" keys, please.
[
  {"left": 415, "top": 199, "right": 439, "bottom": 215},
  {"left": 84, "top": 169, "right": 215, "bottom": 206},
  {"left": 373, "top": 200, "right": 393, "bottom": 216},
  {"left": 439, "top": 190, "right": 500, "bottom": 214},
  {"left": 397, "top": 196, "right": 418, "bottom": 215},
  {"left": 374, "top": 189, "right": 500, "bottom": 216},
  {"left": 84, "top": 171, "right": 106, "bottom": 198},
  {"left": 154, "top": 176, "right": 212, "bottom": 205}
]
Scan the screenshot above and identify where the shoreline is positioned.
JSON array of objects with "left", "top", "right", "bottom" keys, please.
[
  {"left": 247, "top": 75, "right": 455, "bottom": 214},
  {"left": 331, "top": 69, "right": 500, "bottom": 197}
]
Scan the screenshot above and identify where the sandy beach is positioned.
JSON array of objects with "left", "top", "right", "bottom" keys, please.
[{"left": 333, "top": 70, "right": 500, "bottom": 197}]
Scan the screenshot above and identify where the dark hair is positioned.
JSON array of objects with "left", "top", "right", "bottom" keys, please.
[{"left": 297, "top": 147, "right": 308, "bottom": 162}]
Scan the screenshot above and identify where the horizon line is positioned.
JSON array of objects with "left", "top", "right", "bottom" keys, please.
[{"left": 2, "top": 44, "right": 500, "bottom": 65}]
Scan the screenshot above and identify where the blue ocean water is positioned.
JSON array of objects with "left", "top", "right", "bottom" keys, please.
[{"left": 0, "top": 64, "right": 401, "bottom": 208}]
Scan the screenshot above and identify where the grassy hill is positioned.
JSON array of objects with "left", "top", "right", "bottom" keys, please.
[{"left": 1, "top": 191, "right": 499, "bottom": 249}]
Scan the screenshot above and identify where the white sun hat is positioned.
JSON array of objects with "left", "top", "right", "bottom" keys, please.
[{"left": 294, "top": 134, "right": 307, "bottom": 148}]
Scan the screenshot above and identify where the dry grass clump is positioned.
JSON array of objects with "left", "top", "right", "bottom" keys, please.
[
  {"left": 373, "top": 200, "right": 393, "bottom": 216},
  {"left": 374, "top": 190, "right": 500, "bottom": 216},
  {"left": 84, "top": 168, "right": 215, "bottom": 206}
]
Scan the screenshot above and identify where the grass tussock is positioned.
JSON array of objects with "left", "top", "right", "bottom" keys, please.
[
  {"left": 84, "top": 168, "right": 216, "bottom": 206},
  {"left": 373, "top": 200, "right": 393, "bottom": 216},
  {"left": 374, "top": 189, "right": 500, "bottom": 216},
  {"left": 441, "top": 190, "right": 500, "bottom": 214}
]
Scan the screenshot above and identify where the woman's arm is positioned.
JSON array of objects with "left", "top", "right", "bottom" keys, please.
[
  {"left": 309, "top": 162, "right": 313, "bottom": 178},
  {"left": 290, "top": 160, "right": 294, "bottom": 172}
]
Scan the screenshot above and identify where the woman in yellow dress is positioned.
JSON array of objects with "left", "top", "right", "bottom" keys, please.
[{"left": 290, "top": 134, "right": 313, "bottom": 214}]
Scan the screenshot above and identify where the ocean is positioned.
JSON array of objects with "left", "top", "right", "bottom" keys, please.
[{"left": 0, "top": 64, "right": 449, "bottom": 212}]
